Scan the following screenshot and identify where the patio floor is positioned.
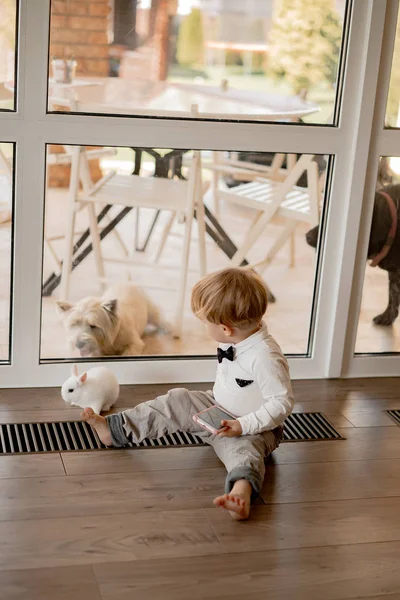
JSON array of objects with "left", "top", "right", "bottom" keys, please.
[{"left": 0, "top": 188, "right": 395, "bottom": 361}]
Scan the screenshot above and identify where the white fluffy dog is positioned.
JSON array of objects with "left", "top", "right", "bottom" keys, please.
[{"left": 56, "top": 283, "right": 169, "bottom": 357}]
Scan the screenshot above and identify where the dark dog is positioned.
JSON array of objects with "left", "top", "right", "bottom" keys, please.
[{"left": 306, "top": 184, "right": 400, "bottom": 326}]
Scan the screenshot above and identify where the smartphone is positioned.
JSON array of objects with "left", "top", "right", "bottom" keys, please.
[{"left": 193, "top": 405, "right": 236, "bottom": 435}]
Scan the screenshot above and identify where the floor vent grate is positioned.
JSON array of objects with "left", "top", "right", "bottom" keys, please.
[
  {"left": 385, "top": 410, "right": 400, "bottom": 426},
  {"left": 0, "top": 413, "right": 343, "bottom": 455}
]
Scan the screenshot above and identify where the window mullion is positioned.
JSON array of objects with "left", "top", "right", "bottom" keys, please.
[
  {"left": 343, "top": 0, "right": 400, "bottom": 375},
  {"left": 312, "top": 0, "right": 388, "bottom": 377},
  {"left": 10, "top": 0, "right": 51, "bottom": 377}
]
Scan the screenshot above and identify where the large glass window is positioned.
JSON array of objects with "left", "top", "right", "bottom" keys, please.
[
  {"left": 0, "top": 0, "right": 17, "bottom": 111},
  {"left": 0, "top": 143, "right": 14, "bottom": 362},
  {"left": 41, "top": 145, "right": 330, "bottom": 360},
  {"left": 47, "top": 0, "right": 349, "bottom": 124},
  {"left": 2, "top": 0, "right": 394, "bottom": 384}
]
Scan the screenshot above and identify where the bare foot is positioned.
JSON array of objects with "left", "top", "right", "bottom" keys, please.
[
  {"left": 213, "top": 493, "right": 250, "bottom": 521},
  {"left": 81, "top": 408, "right": 113, "bottom": 447}
]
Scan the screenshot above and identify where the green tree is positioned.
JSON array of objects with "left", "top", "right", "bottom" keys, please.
[
  {"left": 267, "top": 0, "right": 342, "bottom": 94},
  {"left": 176, "top": 8, "right": 205, "bottom": 68}
]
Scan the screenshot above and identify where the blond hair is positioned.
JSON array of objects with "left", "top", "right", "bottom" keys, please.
[{"left": 191, "top": 267, "right": 268, "bottom": 328}]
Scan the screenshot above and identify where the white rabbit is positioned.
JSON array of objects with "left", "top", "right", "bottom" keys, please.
[{"left": 61, "top": 365, "right": 119, "bottom": 414}]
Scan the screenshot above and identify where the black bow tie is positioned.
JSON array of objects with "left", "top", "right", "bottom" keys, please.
[{"left": 217, "top": 346, "right": 235, "bottom": 363}]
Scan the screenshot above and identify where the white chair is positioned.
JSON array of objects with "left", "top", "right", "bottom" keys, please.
[
  {"left": 58, "top": 148, "right": 206, "bottom": 338},
  {"left": 206, "top": 151, "right": 295, "bottom": 216},
  {"left": 154, "top": 150, "right": 292, "bottom": 259},
  {"left": 44, "top": 145, "right": 125, "bottom": 273},
  {"left": 213, "top": 154, "right": 323, "bottom": 272}
]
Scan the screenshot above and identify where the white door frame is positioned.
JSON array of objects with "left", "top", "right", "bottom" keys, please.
[
  {"left": 342, "top": 0, "right": 400, "bottom": 377},
  {"left": 0, "top": 0, "right": 393, "bottom": 387}
]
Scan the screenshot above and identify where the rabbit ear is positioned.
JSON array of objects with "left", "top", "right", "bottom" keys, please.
[
  {"left": 71, "top": 364, "right": 78, "bottom": 377},
  {"left": 79, "top": 372, "right": 87, "bottom": 384}
]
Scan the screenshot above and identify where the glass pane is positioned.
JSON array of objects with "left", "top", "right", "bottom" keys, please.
[
  {"left": 0, "top": 143, "right": 14, "bottom": 362},
  {"left": 386, "top": 7, "right": 400, "bottom": 128},
  {"left": 41, "top": 144, "right": 330, "bottom": 361},
  {"left": 0, "top": 0, "right": 17, "bottom": 111},
  {"left": 355, "top": 156, "right": 400, "bottom": 354},
  {"left": 47, "top": 0, "right": 349, "bottom": 124}
]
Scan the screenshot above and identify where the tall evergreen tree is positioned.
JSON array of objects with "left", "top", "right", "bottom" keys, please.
[
  {"left": 176, "top": 8, "right": 204, "bottom": 68},
  {"left": 267, "top": 0, "right": 342, "bottom": 94}
]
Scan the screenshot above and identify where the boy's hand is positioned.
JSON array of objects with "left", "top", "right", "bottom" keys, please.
[{"left": 217, "top": 419, "right": 243, "bottom": 437}]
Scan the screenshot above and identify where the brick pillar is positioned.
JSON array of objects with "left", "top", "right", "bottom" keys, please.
[
  {"left": 50, "top": 0, "right": 111, "bottom": 77},
  {"left": 152, "top": 0, "right": 169, "bottom": 81},
  {"left": 49, "top": 1, "right": 111, "bottom": 186}
]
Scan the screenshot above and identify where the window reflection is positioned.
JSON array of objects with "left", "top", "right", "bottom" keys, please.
[
  {"left": 41, "top": 145, "right": 329, "bottom": 360},
  {"left": 0, "top": 0, "right": 17, "bottom": 111},
  {"left": 47, "top": 0, "right": 348, "bottom": 123},
  {"left": 0, "top": 143, "right": 14, "bottom": 362}
]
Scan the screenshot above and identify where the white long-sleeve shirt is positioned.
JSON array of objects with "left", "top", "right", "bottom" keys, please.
[{"left": 213, "top": 324, "right": 294, "bottom": 435}]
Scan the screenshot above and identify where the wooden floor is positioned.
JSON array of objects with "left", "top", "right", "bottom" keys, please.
[{"left": 1, "top": 379, "right": 400, "bottom": 598}]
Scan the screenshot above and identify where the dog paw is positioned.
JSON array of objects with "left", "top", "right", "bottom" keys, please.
[
  {"left": 266, "top": 289, "right": 276, "bottom": 304},
  {"left": 159, "top": 320, "right": 173, "bottom": 334},
  {"left": 373, "top": 311, "right": 397, "bottom": 326}
]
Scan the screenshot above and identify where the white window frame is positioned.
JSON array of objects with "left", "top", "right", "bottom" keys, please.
[
  {"left": 0, "top": 0, "right": 391, "bottom": 387},
  {"left": 342, "top": 0, "right": 400, "bottom": 377}
]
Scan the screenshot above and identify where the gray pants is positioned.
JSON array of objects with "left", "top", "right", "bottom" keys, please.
[{"left": 106, "top": 388, "right": 283, "bottom": 500}]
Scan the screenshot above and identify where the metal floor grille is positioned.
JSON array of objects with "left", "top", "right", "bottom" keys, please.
[
  {"left": 386, "top": 410, "right": 400, "bottom": 426},
  {"left": 0, "top": 413, "right": 343, "bottom": 455}
]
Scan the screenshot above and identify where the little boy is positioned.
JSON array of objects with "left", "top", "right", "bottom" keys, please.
[{"left": 82, "top": 267, "right": 294, "bottom": 520}]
